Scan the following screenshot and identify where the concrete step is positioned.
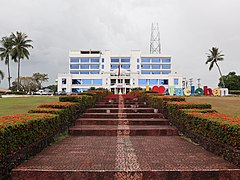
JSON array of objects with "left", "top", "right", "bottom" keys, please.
[
  {"left": 97, "top": 102, "right": 147, "bottom": 105},
  {"left": 75, "top": 118, "right": 170, "bottom": 125},
  {"left": 80, "top": 113, "right": 164, "bottom": 119},
  {"left": 94, "top": 104, "right": 148, "bottom": 108},
  {"left": 85, "top": 108, "right": 158, "bottom": 113},
  {"left": 69, "top": 125, "right": 178, "bottom": 136}
]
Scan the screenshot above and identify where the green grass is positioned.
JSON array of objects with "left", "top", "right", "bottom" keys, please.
[
  {"left": 0, "top": 96, "right": 59, "bottom": 116},
  {"left": 186, "top": 96, "right": 240, "bottom": 118}
]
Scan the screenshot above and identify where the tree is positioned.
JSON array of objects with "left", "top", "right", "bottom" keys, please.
[
  {"left": 0, "top": 36, "right": 14, "bottom": 89},
  {"left": 44, "top": 84, "right": 57, "bottom": 92},
  {"left": 206, "top": 47, "right": 225, "bottom": 88},
  {"left": 32, "top": 73, "right": 48, "bottom": 89},
  {"left": 0, "top": 69, "right": 4, "bottom": 82},
  {"left": 10, "top": 32, "right": 33, "bottom": 91},
  {"left": 218, "top": 72, "right": 240, "bottom": 90}
]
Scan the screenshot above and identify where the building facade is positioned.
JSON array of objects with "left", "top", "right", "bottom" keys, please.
[{"left": 57, "top": 50, "right": 182, "bottom": 94}]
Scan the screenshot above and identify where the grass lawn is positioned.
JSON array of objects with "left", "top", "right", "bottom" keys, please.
[
  {"left": 0, "top": 96, "right": 59, "bottom": 116},
  {"left": 186, "top": 96, "right": 240, "bottom": 118}
]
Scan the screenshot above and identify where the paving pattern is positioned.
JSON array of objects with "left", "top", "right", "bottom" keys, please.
[{"left": 12, "top": 95, "right": 240, "bottom": 179}]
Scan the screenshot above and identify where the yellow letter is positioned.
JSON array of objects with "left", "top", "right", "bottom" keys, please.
[{"left": 184, "top": 88, "right": 191, "bottom": 96}]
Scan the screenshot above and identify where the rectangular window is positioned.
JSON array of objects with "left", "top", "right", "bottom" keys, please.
[
  {"left": 90, "top": 58, "right": 99, "bottom": 63},
  {"left": 72, "top": 88, "right": 88, "bottom": 93},
  {"left": 111, "top": 79, "right": 116, "bottom": 85},
  {"left": 138, "top": 79, "right": 147, "bottom": 85},
  {"left": 80, "top": 58, "right": 89, "bottom": 63},
  {"left": 62, "top": 78, "right": 66, "bottom": 84},
  {"left": 152, "top": 58, "right": 160, "bottom": 63},
  {"left": 111, "top": 64, "right": 118, "bottom": 69},
  {"left": 62, "top": 88, "right": 66, "bottom": 92},
  {"left": 162, "top": 71, "right": 170, "bottom": 74},
  {"left": 80, "top": 71, "right": 89, "bottom": 74},
  {"left": 137, "top": 58, "right": 139, "bottom": 63},
  {"left": 149, "top": 79, "right": 158, "bottom": 85},
  {"left": 174, "top": 79, "right": 179, "bottom": 85},
  {"left": 152, "top": 71, "right": 160, "bottom": 74},
  {"left": 141, "top": 65, "right": 150, "bottom": 69},
  {"left": 141, "top": 71, "right": 151, "bottom": 74},
  {"left": 80, "top": 65, "right": 89, "bottom": 69},
  {"left": 70, "top": 65, "right": 79, "bottom": 69},
  {"left": 152, "top": 65, "right": 161, "bottom": 69},
  {"left": 121, "top": 64, "right": 130, "bottom": 69},
  {"left": 125, "top": 79, "right": 130, "bottom": 85},
  {"left": 90, "top": 65, "right": 99, "bottom": 69},
  {"left": 162, "top": 58, "right": 171, "bottom": 63},
  {"left": 121, "top": 58, "right": 130, "bottom": 63},
  {"left": 102, "top": 65, "right": 104, "bottom": 69},
  {"left": 141, "top": 58, "right": 150, "bottom": 63},
  {"left": 82, "top": 79, "right": 92, "bottom": 85},
  {"left": 137, "top": 65, "right": 139, "bottom": 69},
  {"left": 70, "top": 58, "right": 79, "bottom": 63},
  {"left": 93, "top": 79, "right": 102, "bottom": 85},
  {"left": 70, "top": 71, "right": 79, "bottom": 74},
  {"left": 163, "top": 79, "right": 168, "bottom": 85},
  {"left": 162, "top": 65, "right": 171, "bottom": 69},
  {"left": 111, "top": 58, "right": 119, "bottom": 63},
  {"left": 102, "top": 58, "right": 104, "bottom": 63},
  {"left": 72, "top": 79, "right": 82, "bottom": 84},
  {"left": 90, "top": 71, "right": 99, "bottom": 74}
]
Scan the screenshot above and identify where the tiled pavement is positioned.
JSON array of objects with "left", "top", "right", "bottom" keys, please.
[{"left": 12, "top": 95, "right": 240, "bottom": 180}]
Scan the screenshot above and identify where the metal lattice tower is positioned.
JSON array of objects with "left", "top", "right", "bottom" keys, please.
[{"left": 150, "top": 23, "right": 161, "bottom": 54}]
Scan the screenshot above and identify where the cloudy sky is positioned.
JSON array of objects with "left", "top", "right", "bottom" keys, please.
[{"left": 0, "top": 0, "right": 240, "bottom": 88}]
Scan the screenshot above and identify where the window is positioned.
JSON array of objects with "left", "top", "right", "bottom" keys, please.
[
  {"left": 152, "top": 65, "right": 161, "bottom": 69},
  {"left": 80, "top": 58, "right": 89, "bottom": 63},
  {"left": 111, "top": 64, "right": 118, "bottom": 69},
  {"left": 90, "top": 65, "right": 99, "bottom": 69},
  {"left": 141, "top": 65, "right": 150, "bottom": 69},
  {"left": 152, "top": 58, "right": 160, "bottom": 63},
  {"left": 70, "top": 58, "right": 79, "bottom": 63},
  {"left": 121, "top": 58, "right": 130, "bottom": 63},
  {"left": 70, "top": 65, "right": 79, "bottom": 69},
  {"left": 62, "top": 88, "right": 66, "bottom": 92},
  {"left": 80, "top": 71, "right": 89, "bottom": 74},
  {"left": 72, "top": 79, "right": 82, "bottom": 84},
  {"left": 149, "top": 79, "right": 158, "bottom": 85},
  {"left": 80, "top": 65, "right": 89, "bottom": 69},
  {"left": 162, "top": 71, "right": 170, "bottom": 74},
  {"left": 138, "top": 79, "right": 147, "bottom": 85},
  {"left": 125, "top": 79, "right": 130, "bottom": 85},
  {"left": 163, "top": 79, "right": 168, "bottom": 85},
  {"left": 141, "top": 58, "right": 150, "bottom": 63},
  {"left": 70, "top": 71, "right": 79, "bottom": 74},
  {"left": 121, "top": 64, "right": 130, "bottom": 69},
  {"left": 141, "top": 71, "right": 151, "bottom": 74},
  {"left": 174, "top": 79, "right": 179, "bottom": 85},
  {"left": 90, "top": 58, "right": 99, "bottom": 63},
  {"left": 62, "top": 78, "right": 66, "bottom": 84},
  {"left": 162, "top": 65, "right": 171, "bottom": 69},
  {"left": 152, "top": 71, "right": 160, "bottom": 74},
  {"left": 90, "top": 71, "right": 99, "bottom": 74},
  {"left": 111, "top": 58, "right": 119, "bottom": 63},
  {"left": 111, "top": 79, "right": 116, "bottom": 85},
  {"left": 102, "top": 65, "right": 104, "bottom": 69},
  {"left": 93, "top": 79, "right": 102, "bottom": 85},
  {"left": 137, "top": 58, "right": 139, "bottom": 63},
  {"left": 102, "top": 58, "right": 104, "bottom": 63},
  {"left": 82, "top": 79, "right": 92, "bottom": 85},
  {"left": 72, "top": 88, "right": 88, "bottom": 93},
  {"left": 162, "top": 58, "right": 171, "bottom": 63},
  {"left": 137, "top": 65, "right": 139, "bottom": 69},
  {"left": 159, "top": 79, "right": 164, "bottom": 85}
]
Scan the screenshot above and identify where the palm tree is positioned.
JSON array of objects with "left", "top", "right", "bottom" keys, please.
[
  {"left": 0, "top": 36, "right": 14, "bottom": 89},
  {"left": 11, "top": 32, "right": 33, "bottom": 91},
  {"left": 206, "top": 47, "right": 225, "bottom": 88},
  {"left": 0, "top": 69, "right": 3, "bottom": 80}
]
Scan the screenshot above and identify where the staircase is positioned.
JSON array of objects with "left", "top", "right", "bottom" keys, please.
[{"left": 12, "top": 95, "right": 240, "bottom": 180}]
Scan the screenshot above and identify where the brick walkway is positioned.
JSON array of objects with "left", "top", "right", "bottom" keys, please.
[{"left": 12, "top": 95, "right": 240, "bottom": 179}]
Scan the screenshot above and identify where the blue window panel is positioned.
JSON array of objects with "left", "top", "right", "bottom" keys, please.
[
  {"left": 62, "top": 88, "right": 66, "bottom": 92},
  {"left": 159, "top": 79, "right": 164, "bottom": 85},
  {"left": 72, "top": 88, "right": 88, "bottom": 93},
  {"left": 174, "top": 79, "right": 179, "bottom": 85},
  {"left": 82, "top": 79, "right": 92, "bottom": 85},
  {"left": 137, "top": 58, "right": 139, "bottom": 63},
  {"left": 163, "top": 79, "right": 168, "bottom": 85},
  {"left": 90, "top": 58, "right": 99, "bottom": 63},
  {"left": 90, "top": 71, "right": 99, "bottom": 74},
  {"left": 70, "top": 71, "right": 79, "bottom": 74},
  {"left": 149, "top": 79, "right": 158, "bottom": 85},
  {"left": 152, "top": 58, "right": 160, "bottom": 63},
  {"left": 72, "top": 79, "right": 82, "bottom": 84},
  {"left": 62, "top": 78, "right": 66, "bottom": 84},
  {"left": 111, "top": 64, "right": 118, "bottom": 69},
  {"left": 162, "top": 58, "right": 171, "bottom": 63},
  {"left": 70, "top": 58, "right": 79, "bottom": 63},
  {"left": 111, "top": 58, "right": 119, "bottom": 63},
  {"left": 80, "top": 58, "right": 89, "bottom": 63},
  {"left": 162, "top": 71, "right": 170, "bottom": 74},
  {"left": 80, "top": 65, "right": 89, "bottom": 69},
  {"left": 152, "top": 71, "right": 160, "bottom": 74},
  {"left": 152, "top": 65, "right": 161, "bottom": 69},
  {"left": 90, "top": 65, "right": 99, "bottom": 69},
  {"left": 141, "top": 58, "right": 150, "bottom": 63},
  {"left": 162, "top": 65, "right": 171, "bottom": 69},
  {"left": 137, "top": 65, "right": 139, "bottom": 69},
  {"left": 141, "top": 65, "right": 150, "bottom": 69},
  {"left": 102, "top": 58, "right": 104, "bottom": 63},
  {"left": 102, "top": 65, "right": 104, "bottom": 69},
  {"left": 121, "top": 58, "right": 130, "bottom": 63},
  {"left": 138, "top": 79, "right": 147, "bottom": 85},
  {"left": 80, "top": 71, "right": 89, "bottom": 74},
  {"left": 70, "top": 65, "right": 79, "bottom": 69},
  {"left": 121, "top": 64, "right": 130, "bottom": 69},
  {"left": 93, "top": 79, "right": 102, "bottom": 85},
  {"left": 141, "top": 71, "right": 151, "bottom": 74}
]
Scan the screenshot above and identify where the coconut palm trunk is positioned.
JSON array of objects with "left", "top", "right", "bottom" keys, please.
[
  {"left": 215, "top": 62, "right": 225, "bottom": 88},
  {"left": 6, "top": 57, "right": 11, "bottom": 89},
  {"left": 17, "top": 58, "right": 20, "bottom": 91}
]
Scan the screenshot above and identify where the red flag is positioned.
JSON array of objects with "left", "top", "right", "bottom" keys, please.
[{"left": 118, "top": 64, "right": 120, "bottom": 76}]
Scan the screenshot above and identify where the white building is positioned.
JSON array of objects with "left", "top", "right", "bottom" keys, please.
[{"left": 57, "top": 50, "right": 182, "bottom": 94}]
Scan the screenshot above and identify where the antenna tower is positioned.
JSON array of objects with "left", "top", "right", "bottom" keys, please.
[{"left": 150, "top": 23, "right": 161, "bottom": 54}]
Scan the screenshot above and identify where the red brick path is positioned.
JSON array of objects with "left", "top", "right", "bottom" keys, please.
[{"left": 12, "top": 95, "right": 240, "bottom": 179}]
